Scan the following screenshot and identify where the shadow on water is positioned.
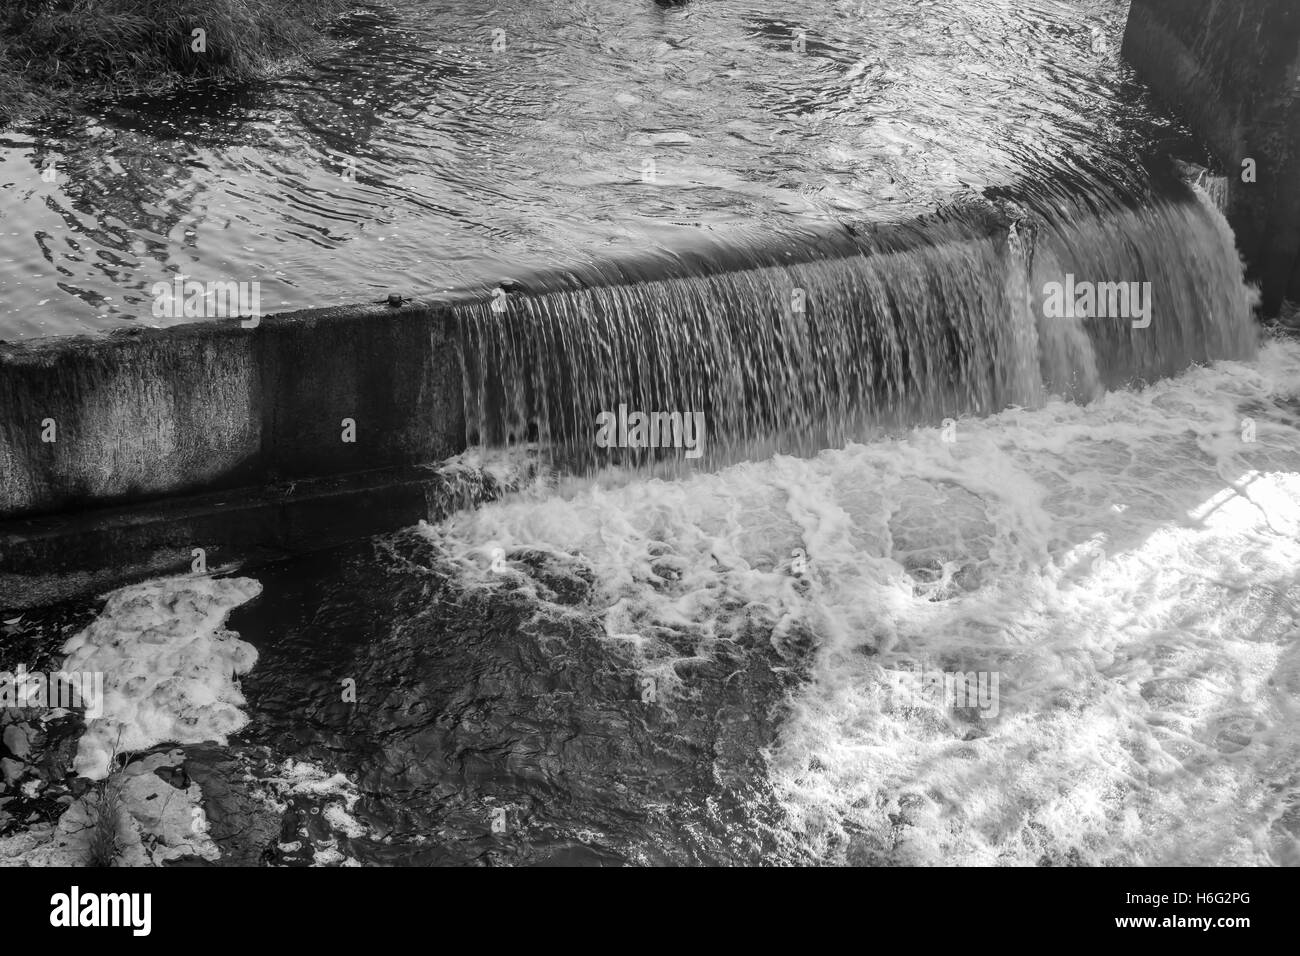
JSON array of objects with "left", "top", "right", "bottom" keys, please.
[{"left": 224, "top": 531, "right": 815, "bottom": 866}]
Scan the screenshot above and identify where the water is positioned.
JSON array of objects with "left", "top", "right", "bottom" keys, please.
[
  {"left": 18, "top": 336, "right": 1295, "bottom": 866},
  {"left": 2, "top": 0, "right": 1295, "bottom": 867},
  {"left": 458, "top": 189, "right": 1258, "bottom": 466},
  {"left": 412, "top": 336, "right": 1300, "bottom": 865},
  {"left": 1, "top": 0, "right": 1168, "bottom": 339}
]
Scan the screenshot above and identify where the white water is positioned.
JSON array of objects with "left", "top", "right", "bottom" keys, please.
[
  {"left": 430, "top": 337, "right": 1300, "bottom": 866},
  {"left": 62, "top": 576, "right": 262, "bottom": 780}
]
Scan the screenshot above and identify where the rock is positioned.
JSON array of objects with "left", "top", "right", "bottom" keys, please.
[
  {"left": 1124, "top": 0, "right": 1300, "bottom": 315},
  {"left": 0, "top": 758, "right": 22, "bottom": 787},
  {"left": 2, "top": 723, "right": 33, "bottom": 759},
  {"left": 3, "top": 750, "right": 224, "bottom": 867},
  {"left": 181, "top": 745, "right": 283, "bottom": 867}
]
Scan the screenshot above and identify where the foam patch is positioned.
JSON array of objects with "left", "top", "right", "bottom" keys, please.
[{"left": 62, "top": 576, "right": 262, "bottom": 780}]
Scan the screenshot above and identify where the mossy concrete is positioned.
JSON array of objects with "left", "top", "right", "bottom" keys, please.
[{"left": 0, "top": 302, "right": 465, "bottom": 520}]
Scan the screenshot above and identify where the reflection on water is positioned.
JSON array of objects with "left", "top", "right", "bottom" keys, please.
[{"left": 1, "top": 0, "right": 1166, "bottom": 338}]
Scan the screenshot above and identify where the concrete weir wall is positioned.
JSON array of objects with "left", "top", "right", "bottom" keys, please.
[
  {"left": 0, "top": 303, "right": 466, "bottom": 607},
  {"left": 0, "top": 205, "right": 1020, "bottom": 609},
  {"left": 1123, "top": 0, "right": 1300, "bottom": 314}
]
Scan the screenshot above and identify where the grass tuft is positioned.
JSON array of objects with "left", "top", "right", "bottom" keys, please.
[
  {"left": 0, "top": 0, "right": 349, "bottom": 125},
  {"left": 82, "top": 772, "right": 126, "bottom": 867}
]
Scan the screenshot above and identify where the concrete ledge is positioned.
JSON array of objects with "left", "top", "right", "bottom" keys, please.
[
  {"left": 0, "top": 208, "right": 1029, "bottom": 609},
  {"left": 0, "top": 187, "right": 1244, "bottom": 609},
  {"left": 0, "top": 204, "right": 1024, "bottom": 523},
  {"left": 0, "top": 302, "right": 466, "bottom": 520}
]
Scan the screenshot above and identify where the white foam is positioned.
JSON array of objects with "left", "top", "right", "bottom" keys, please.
[
  {"left": 427, "top": 339, "right": 1300, "bottom": 865},
  {"left": 63, "top": 576, "right": 262, "bottom": 780}
]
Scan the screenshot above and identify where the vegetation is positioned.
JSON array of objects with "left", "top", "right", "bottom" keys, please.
[
  {"left": 82, "top": 771, "right": 126, "bottom": 867},
  {"left": 0, "top": 0, "right": 349, "bottom": 125}
]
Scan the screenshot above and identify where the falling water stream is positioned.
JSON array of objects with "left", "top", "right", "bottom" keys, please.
[{"left": 457, "top": 189, "right": 1257, "bottom": 467}]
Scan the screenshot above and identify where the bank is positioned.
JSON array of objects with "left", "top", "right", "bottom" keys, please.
[{"left": 0, "top": 0, "right": 348, "bottom": 126}]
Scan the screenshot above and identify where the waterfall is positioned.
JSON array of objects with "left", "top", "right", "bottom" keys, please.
[{"left": 456, "top": 187, "right": 1258, "bottom": 471}]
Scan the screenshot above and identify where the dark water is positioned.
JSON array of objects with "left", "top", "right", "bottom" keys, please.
[
  {"left": 0, "top": 0, "right": 1171, "bottom": 339},
  {"left": 226, "top": 531, "right": 813, "bottom": 865}
]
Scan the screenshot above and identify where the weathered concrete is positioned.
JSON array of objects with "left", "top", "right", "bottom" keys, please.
[
  {"left": 1124, "top": 0, "right": 1300, "bottom": 314},
  {"left": 0, "top": 183, "right": 1243, "bottom": 608},
  {"left": 0, "top": 207, "right": 1035, "bottom": 608},
  {"left": 0, "top": 302, "right": 465, "bottom": 520},
  {"left": 1, "top": 204, "right": 1021, "bottom": 518}
]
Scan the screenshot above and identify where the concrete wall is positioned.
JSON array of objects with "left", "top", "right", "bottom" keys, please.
[
  {"left": 1123, "top": 0, "right": 1300, "bottom": 314},
  {"left": 0, "top": 302, "right": 465, "bottom": 520},
  {"left": 0, "top": 182, "right": 1239, "bottom": 607},
  {"left": 0, "top": 208, "right": 1027, "bottom": 607}
]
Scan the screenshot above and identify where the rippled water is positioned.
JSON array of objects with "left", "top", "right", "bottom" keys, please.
[{"left": 0, "top": 0, "right": 1173, "bottom": 338}]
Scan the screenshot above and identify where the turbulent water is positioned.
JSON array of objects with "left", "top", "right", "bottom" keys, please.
[
  {"left": 18, "top": 334, "right": 1290, "bottom": 867},
  {"left": 5, "top": 176, "right": 1288, "bottom": 863},
  {"left": 1, "top": 0, "right": 1167, "bottom": 338},
  {"left": 425, "top": 336, "right": 1300, "bottom": 865}
]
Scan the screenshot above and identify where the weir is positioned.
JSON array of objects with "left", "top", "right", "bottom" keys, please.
[
  {"left": 457, "top": 186, "right": 1255, "bottom": 471},
  {"left": 7, "top": 0, "right": 1296, "bottom": 609},
  {"left": 0, "top": 180, "right": 1258, "bottom": 607},
  {"left": 4, "top": 0, "right": 1299, "bottom": 878}
]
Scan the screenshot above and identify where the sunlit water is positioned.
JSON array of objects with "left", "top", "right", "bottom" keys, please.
[
  {"left": 426, "top": 336, "right": 1300, "bottom": 865},
  {"left": 457, "top": 189, "right": 1258, "bottom": 464},
  {"left": 0, "top": 0, "right": 1168, "bottom": 338}
]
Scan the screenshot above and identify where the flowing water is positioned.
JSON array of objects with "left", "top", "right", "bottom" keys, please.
[
  {"left": 420, "top": 336, "right": 1300, "bottom": 865},
  {"left": 26, "top": 333, "right": 1297, "bottom": 867},
  {"left": 457, "top": 191, "right": 1257, "bottom": 467},
  {"left": 2, "top": 0, "right": 1297, "bottom": 867},
  {"left": 3, "top": 0, "right": 1169, "bottom": 338}
]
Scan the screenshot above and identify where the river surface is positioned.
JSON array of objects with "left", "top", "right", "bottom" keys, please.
[{"left": 0, "top": 0, "right": 1169, "bottom": 339}]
